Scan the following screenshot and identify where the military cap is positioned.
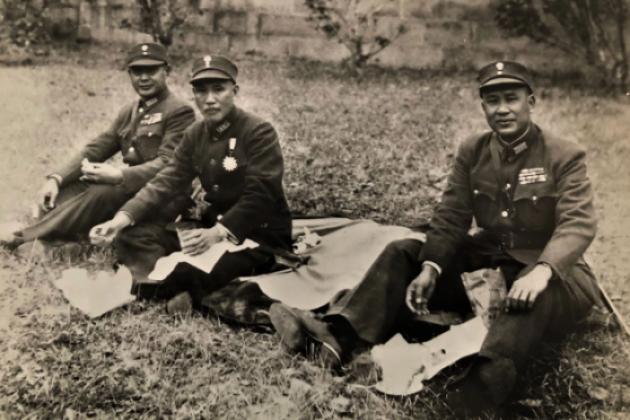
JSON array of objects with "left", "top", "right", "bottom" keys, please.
[
  {"left": 190, "top": 55, "right": 238, "bottom": 84},
  {"left": 477, "top": 61, "right": 533, "bottom": 93},
  {"left": 126, "top": 43, "right": 168, "bottom": 68}
]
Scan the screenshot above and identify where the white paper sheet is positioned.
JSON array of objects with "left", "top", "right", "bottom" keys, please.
[
  {"left": 147, "top": 239, "right": 259, "bottom": 282},
  {"left": 53, "top": 267, "right": 136, "bottom": 318},
  {"left": 371, "top": 317, "right": 488, "bottom": 396}
]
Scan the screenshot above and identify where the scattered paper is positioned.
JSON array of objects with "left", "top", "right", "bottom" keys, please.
[
  {"left": 53, "top": 267, "right": 136, "bottom": 318},
  {"left": 148, "top": 239, "right": 259, "bottom": 282},
  {"left": 372, "top": 317, "right": 488, "bottom": 396}
]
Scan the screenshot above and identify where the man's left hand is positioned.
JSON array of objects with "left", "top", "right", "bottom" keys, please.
[
  {"left": 506, "top": 263, "right": 553, "bottom": 311},
  {"left": 80, "top": 160, "right": 123, "bottom": 184},
  {"left": 179, "top": 226, "right": 224, "bottom": 256}
]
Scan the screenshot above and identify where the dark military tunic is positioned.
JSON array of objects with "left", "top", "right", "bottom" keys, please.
[
  {"left": 420, "top": 124, "right": 601, "bottom": 303},
  {"left": 326, "top": 125, "right": 602, "bottom": 381},
  {"left": 114, "top": 106, "right": 292, "bottom": 299},
  {"left": 17, "top": 90, "right": 195, "bottom": 242}
]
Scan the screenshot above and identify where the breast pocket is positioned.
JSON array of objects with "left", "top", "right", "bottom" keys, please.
[
  {"left": 471, "top": 180, "right": 499, "bottom": 227},
  {"left": 133, "top": 122, "right": 165, "bottom": 162},
  {"left": 513, "top": 182, "right": 557, "bottom": 230}
]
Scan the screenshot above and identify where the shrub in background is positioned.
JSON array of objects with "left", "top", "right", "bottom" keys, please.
[
  {"left": 495, "top": 0, "right": 629, "bottom": 93},
  {"left": 304, "top": 0, "right": 406, "bottom": 71},
  {"left": 131, "top": 0, "right": 200, "bottom": 47},
  {"left": 0, "top": 0, "right": 60, "bottom": 51}
]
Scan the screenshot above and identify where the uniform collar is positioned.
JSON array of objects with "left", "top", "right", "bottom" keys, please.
[
  {"left": 495, "top": 124, "right": 538, "bottom": 162},
  {"left": 208, "top": 105, "right": 239, "bottom": 136},
  {"left": 138, "top": 88, "right": 170, "bottom": 111}
]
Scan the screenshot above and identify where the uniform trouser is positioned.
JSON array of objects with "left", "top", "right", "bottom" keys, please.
[
  {"left": 326, "top": 238, "right": 597, "bottom": 372},
  {"left": 18, "top": 181, "right": 134, "bottom": 242},
  {"left": 114, "top": 223, "right": 274, "bottom": 303}
]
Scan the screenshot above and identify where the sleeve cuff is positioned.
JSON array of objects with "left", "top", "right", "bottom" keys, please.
[
  {"left": 535, "top": 260, "right": 557, "bottom": 280},
  {"left": 116, "top": 211, "right": 135, "bottom": 227},
  {"left": 215, "top": 222, "right": 240, "bottom": 244},
  {"left": 46, "top": 174, "right": 63, "bottom": 186},
  {"left": 422, "top": 261, "right": 442, "bottom": 276}
]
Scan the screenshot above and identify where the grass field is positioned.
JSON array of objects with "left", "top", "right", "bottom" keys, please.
[{"left": 0, "top": 46, "right": 629, "bottom": 419}]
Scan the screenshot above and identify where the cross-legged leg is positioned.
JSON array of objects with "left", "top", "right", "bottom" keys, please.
[{"left": 18, "top": 182, "right": 134, "bottom": 242}]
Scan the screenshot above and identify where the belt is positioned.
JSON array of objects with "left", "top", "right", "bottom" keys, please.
[{"left": 496, "top": 230, "right": 550, "bottom": 250}]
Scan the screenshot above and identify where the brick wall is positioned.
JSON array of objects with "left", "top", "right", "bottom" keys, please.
[{"left": 66, "top": 0, "right": 570, "bottom": 71}]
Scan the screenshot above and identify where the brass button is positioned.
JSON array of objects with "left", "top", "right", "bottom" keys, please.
[
  {"left": 209, "top": 158, "right": 217, "bottom": 166},
  {"left": 139, "top": 108, "right": 144, "bottom": 113},
  {"left": 128, "top": 146, "right": 135, "bottom": 152},
  {"left": 505, "top": 183, "right": 511, "bottom": 190},
  {"left": 501, "top": 210, "right": 509, "bottom": 218},
  {"left": 148, "top": 132, "right": 153, "bottom": 137},
  {"left": 473, "top": 189, "right": 479, "bottom": 195},
  {"left": 212, "top": 184, "right": 220, "bottom": 192}
]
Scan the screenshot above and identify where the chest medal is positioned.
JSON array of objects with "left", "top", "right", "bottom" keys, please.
[{"left": 222, "top": 137, "right": 238, "bottom": 172}]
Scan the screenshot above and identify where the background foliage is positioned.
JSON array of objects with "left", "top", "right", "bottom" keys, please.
[
  {"left": 0, "top": 0, "right": 60, "bottom": 53},
  {"left": 304, "top": 0, "right": 406, "bottom": 70},
  {"left": 495, "top": 0, "right": 629, "bottom": 93},
  {"left": 131, "top": 0, "right": 201, "bottom": 46}
]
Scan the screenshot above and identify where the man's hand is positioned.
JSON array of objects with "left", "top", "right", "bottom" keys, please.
[
  {"left": 89, "top": 212, "right": 132, "bottom": 246},
  {"left": 39, "top": 178, "right": 60, "bottom": 211},
  {"left": 506, "top": 263, "right": 553, "bottom": 311},
  {"left": 80, "top": 159, "right": 123, "bottom": 184},
  {"left": 405, "top": 264, "right": 439, "bottom": 315},
  {"left": 178, "top": 226, "right": 224, "bottom": 256}
]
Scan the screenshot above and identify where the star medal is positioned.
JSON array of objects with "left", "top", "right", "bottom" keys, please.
[{"left": 222, "top": 137, "right": 238, "bottom": 172}]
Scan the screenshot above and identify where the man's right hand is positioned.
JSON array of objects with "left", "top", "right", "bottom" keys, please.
[
  {"left": 405, "top": 264, "right": 439, "bottom": 315},
  {"left": 39, "top": 178, "right": 60, "bottom": 211},
  {"left": 89, "top": 212, "right": 132, "bottom": 246}
]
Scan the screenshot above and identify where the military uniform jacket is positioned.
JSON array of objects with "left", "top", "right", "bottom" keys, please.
[
  {"left": 120, "top": 106, "right": 292, "bottom": 249},
  {"left": 419, "top": 125, "right": 597, "bottom": 286},
  {"left": 55, "top": 90, "right": 195, "bottom": 193}
]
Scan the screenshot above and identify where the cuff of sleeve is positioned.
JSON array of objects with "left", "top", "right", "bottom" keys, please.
[
  {"left": 46, "top": 174, "right": 63, "bottom": 186},
  {"left": 536, "top": 260, "right": 559, "bottom": 281},
  {"left": 116, "top": 211, "right": 135, "bottom": 227},
  {"left": 216, "top": 213, "right": 246, "bottom": 243},
  {"left": 215, "top": 222, "right": 240, "bottom": 244},
  {"left": 422, "top": 261, "right": 442, "bottom": 276}
]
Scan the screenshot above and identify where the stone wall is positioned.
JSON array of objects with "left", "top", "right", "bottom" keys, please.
[{"left": 58, "top": 0, "right": 570, "bottom": 71}]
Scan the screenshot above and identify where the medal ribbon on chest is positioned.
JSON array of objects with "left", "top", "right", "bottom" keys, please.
[{"left": 222, "top": 137, "right": 238, "bottom": 172}]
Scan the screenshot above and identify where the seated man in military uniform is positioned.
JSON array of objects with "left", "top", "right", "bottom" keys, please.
[
  {"left": 89, "top": 55, "right": 292, "bottom": 315},
  {"left": 270, "top": 61, "right": 603, "bottom": 415},
  {"left": 4, "top": 43, "right": 195, "bottom": 249}
]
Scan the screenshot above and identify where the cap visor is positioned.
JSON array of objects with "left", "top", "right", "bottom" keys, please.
[
  {"left": 128, "top": 58, "right": 166, "bottom": 67},
  {"left": 190, "top": 69, "right": 233, "bottom": 83},
  {"left": 480, "top": 76, "right": 527, "bottom": 89}
]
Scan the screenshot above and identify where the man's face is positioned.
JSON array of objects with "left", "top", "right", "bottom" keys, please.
[
  {"left": 192, "top": 79, "right": 238, "bottom": 123},
  {"left": 481, "top": 85, "right": 535, "bottom": 141},
  {"left": 128, "top": 65, "right": 169, "bottom": 99}
]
